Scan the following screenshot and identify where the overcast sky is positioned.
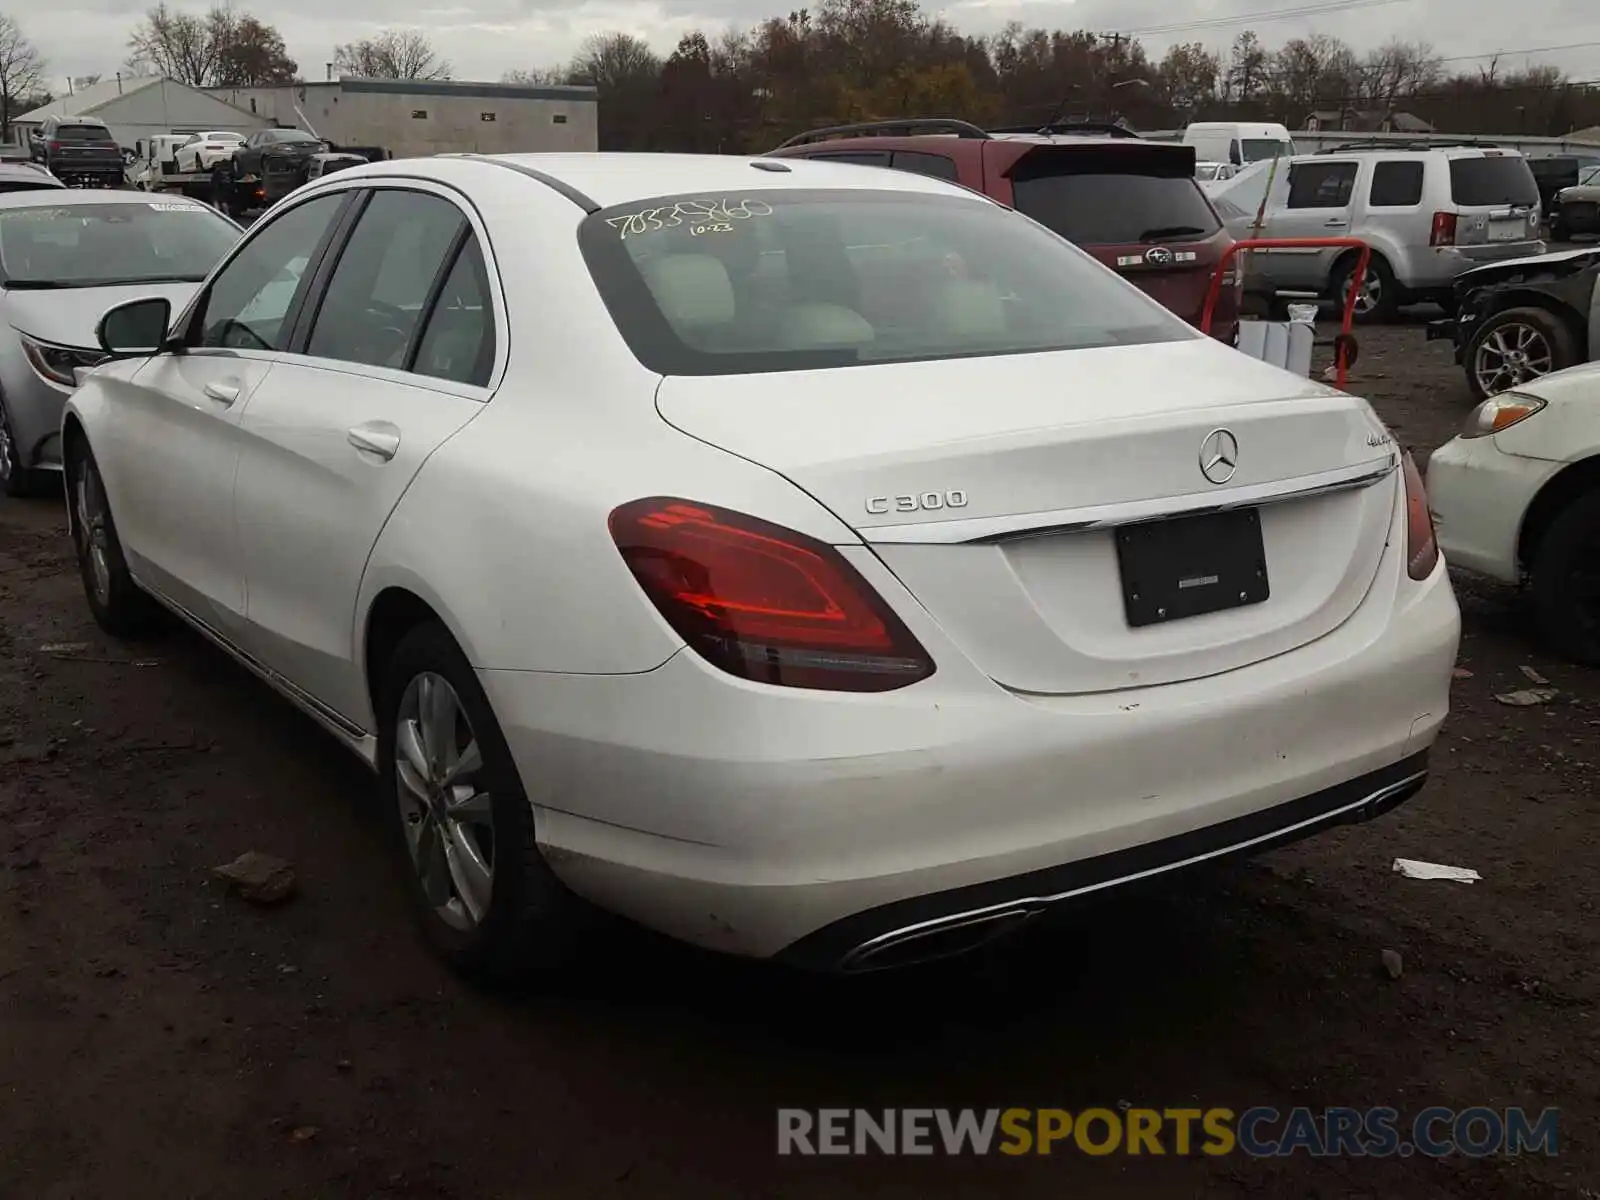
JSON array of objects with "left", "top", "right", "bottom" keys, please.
[{"left": 22, "top": 0, "right": 1600, "bottom": 91}]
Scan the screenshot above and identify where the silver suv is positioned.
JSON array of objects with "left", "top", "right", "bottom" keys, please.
[{"left": 1211, "top": 145, "right": 1544, "bottom": 321}]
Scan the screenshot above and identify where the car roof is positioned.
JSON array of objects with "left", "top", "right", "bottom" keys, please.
[
  {"left": 0, "top": 188, "right": 211, "bottom": 210},
  {"left": 443, "top": 151, "right": 987, "bottom": 209},
  {"left": 1303, "top": 146, "right": 1525, "bottom": 161}
]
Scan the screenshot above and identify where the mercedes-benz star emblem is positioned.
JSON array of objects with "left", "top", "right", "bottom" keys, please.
[
  {"left": 1144, "top": 246, "right": 1174, "bottom": 265},
  {"left": 1199, "top": 428, "right": 1239, "bottom": 485}
]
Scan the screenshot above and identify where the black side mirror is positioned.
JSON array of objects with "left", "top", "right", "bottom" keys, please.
[
  {"left": 1230, "top": 143, "right": 1243, "bottom": 166},
  {"left": 97, "top": 296, "right": 173, "bottom": 357}
]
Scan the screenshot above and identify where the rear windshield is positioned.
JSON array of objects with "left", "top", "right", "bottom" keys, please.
[
  {"left": 54, "top": 124, "right": 109, "bottom": 142},
  {"left": 579, "top": 188, "right": 1192, "bottom": 377},
  {"left": 1241, "top": 138, "right": 1294, "bottom": 162},
  {"left": 1011, "top": 172, "right": 1221, "bottom": 246},
  {"left": 1450, "top": 157, "right": 1539, "bottom": 207}
]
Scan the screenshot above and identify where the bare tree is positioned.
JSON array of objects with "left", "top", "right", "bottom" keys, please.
[
  {"left": 0, "top": 14, "right": 44, "bottom": 138},
  {"left": 126, "top": 5, "right": 296, "bottom": 86},
  {"left": 1362, "top": 38, "right": 1442, "bottom": 110},
  {"left": 503, "top": 67, "right": 572, "bottom": 86},
  {"left": 567, "top": 32, "right": 660, "bottom": 93},
  {"left": 127, "top": 3, "right": 225, "bottom": 85},
  {"left": 217, "top": 15, "right": 297, "bottom": 85},
  {"left": 334, "top": 29, "right": 451, "bottom": 80}
]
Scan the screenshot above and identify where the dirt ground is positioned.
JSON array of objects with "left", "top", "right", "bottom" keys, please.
[{"left": 3, "top": 315, "right": 1599, "bottom": 1199}]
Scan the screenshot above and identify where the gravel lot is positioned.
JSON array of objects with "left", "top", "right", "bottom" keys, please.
[{"left": 2, "top": 313, "right": 1598, "bottom": 1199}]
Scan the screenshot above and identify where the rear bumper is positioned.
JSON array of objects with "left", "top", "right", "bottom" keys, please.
[
  {"left": 781, "top": 751, "right": 1429, "bottom": 970},
  {"left": 1408, "top": 241, "right": 1548, "bottom": 291},
  {"left": 482, "top": 534, "right": 1459, "bottom": 965},
  {"left": 50, "top": 168, "right": 122, "bottom": 187}
]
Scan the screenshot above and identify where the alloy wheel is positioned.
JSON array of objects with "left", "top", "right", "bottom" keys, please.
[
  {"left": 74, "top": 461, "right": 112, "bottom": 605},
  {"left": 394, "top": 672, "right": 495, "bottom": 932},
  {"left": 0, "top": 412, "right": 13, "bottom": 482},
  {"left": 1343, "top": 267, "right": 1381, "bottom": 316},
  {"left": 1473, "top": 322, "right": 1554, "bottom": 395}
]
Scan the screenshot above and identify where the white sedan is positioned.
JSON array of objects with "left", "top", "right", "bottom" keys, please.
[
  {"left": 1427, "top": 368, "right": 1600, "bottom": 664},
  {"left": 175, "top": 131, "right": 245, "bottom": 174},
  {"left": 65, "top": 152, "right": 1460, "bottom": 978}
]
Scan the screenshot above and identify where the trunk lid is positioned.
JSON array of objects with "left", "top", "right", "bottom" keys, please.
[{"left": 656, "top": 337, "right": 1399, "bottom": 695}]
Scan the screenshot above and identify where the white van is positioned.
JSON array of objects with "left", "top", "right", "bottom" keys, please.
[{"left": 1183, "top": 122, "right": 1296, "bottom": 169}]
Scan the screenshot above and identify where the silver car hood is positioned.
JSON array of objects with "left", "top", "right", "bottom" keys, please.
[{"left": 3, "top": 281, "right": 201, "bottom": 349}]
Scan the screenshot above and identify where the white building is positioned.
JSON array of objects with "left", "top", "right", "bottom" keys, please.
[
  {"left": 204, "top": 77, "right": 599, "bottom": 157},
  {"left": 13, "top": 76, "right": 270, "bottom": 151}
]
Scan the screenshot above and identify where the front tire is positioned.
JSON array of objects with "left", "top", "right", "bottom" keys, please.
[
  {"left": 1465, "top": 306, "right": 1578, "bottom": 401},
  {"left": 0, "top": 399, "right": 46, "bottom": 498},
  {"left": 377, "top": 621, "right": 590, "bottom": 981},
  {"left": 65, "top": 437, "right": 158, "bottom": 636},
  {"left": 1530, "top": 489, "right": 1600, "bottom": 666}
]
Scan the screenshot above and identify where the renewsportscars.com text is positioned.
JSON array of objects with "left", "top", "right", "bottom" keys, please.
[{"left": 777, "top": 1106, "right": 1560, "bottom": 1158}]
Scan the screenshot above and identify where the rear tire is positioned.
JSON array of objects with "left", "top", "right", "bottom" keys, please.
[
  {"left": 376, "top": 620, "right": 594, "bottom": 982},
  {"left": 1335, "top": 253, "right": 1399, "bottom": 324},
  {"left": 65, "top": 437, "right": 159, "bottom": 637},
  {"left": 1530, "top": 489, "right": 1600, "bottom": 666}
]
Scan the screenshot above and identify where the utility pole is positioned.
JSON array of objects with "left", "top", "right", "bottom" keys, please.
[{"left": 1101, "top": 32, "right": 1126, "bottom": 119}]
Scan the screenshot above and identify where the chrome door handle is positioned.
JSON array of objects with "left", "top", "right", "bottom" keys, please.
[
  {"left": 202, "top": 379, "right": 240, "bottom": 404},
  {"left": 347, "top": 422, "right": 400, "bottom": 461}
]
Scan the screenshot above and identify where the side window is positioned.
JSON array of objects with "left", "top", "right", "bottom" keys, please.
[
  {"left": 305, "top": 189, "right": 467, "bottom": 371},
  {"left": 412, "top": 236, "right": 496, "bottom": 387},
  {"left": 814, "top": 151, "right": 893, "bottom": 168},
  {"left": 198, "top": 192, "right": 345, "bottom": 350},
  {"left": 1369, "top": 161, "right": 1424, "bottom": 207},
  {"left": 1287, "top": 162, "right": 1358, "bottom": 209},
  {"left": 891, "top": 150, "right": 961, "bottom": 182}
]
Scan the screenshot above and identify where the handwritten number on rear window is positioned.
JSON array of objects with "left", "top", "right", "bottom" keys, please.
[{"left": 606, "top": 198, "right": 773, "bottom": 240}]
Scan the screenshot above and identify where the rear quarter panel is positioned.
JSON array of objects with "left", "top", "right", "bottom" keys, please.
[{"left": 354, "top": 171, "right": 864, "bottom": 698}]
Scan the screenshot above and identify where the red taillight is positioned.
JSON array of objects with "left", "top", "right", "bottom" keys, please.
[
  {"left": 1429, "top": 211, "right": 1457, "bottom": 247},
  {"left": 47, "top": 140, "right": 60, "bottom": 153},
  {"left": 609, "top": 498, "right": 935, "bottom": 692},
  {"left": 1401, "top": 452, "right": 1438, "bottom": 580}
]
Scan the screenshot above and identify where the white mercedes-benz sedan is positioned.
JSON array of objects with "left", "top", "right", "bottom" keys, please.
[{"left": 65, "top": 152, "right": 1460, "bottom": 978}]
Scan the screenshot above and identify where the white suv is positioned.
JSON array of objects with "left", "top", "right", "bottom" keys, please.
[{"left": 1213, "top": 145, "right": 1544, "bottom": 321}]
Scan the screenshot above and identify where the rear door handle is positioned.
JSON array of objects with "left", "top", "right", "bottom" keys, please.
[
  {"left": 202, "top": 379, "right": 240, "bottom": 405},
  {"left": 1322, "top": 219, "right": 1349, "bottom": 228},
  {"left": 347, "top": 421, "right": 400, "bottom": 461}
]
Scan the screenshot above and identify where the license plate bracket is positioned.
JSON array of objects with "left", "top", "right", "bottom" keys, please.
[{"left": 1115, "top": 508, "right": 1270, "bottom": 628}]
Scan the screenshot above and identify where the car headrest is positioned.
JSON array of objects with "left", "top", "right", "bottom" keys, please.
[
  {"left": 640, "top": 253, "right": 736, "bottom": 329},
  {"left": 779, "top": 302, "right": 873, "bottom": 349},
  {"left": 927, "top": 280, "right": 1006, "bottom": 341}
]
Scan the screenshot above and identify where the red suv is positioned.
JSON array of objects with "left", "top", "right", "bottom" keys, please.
[{"left": 768, "top": 119, "right": 1241, "bottom": 343}]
